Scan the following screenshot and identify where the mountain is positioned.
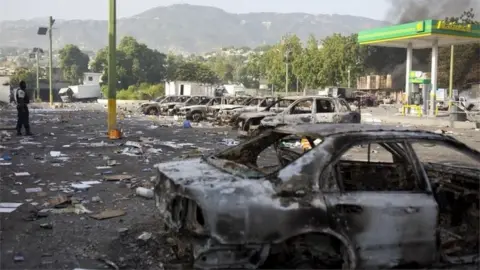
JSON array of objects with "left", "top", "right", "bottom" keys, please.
[{"left": 0, "top": 4, "right": 388, "bottom": 54}]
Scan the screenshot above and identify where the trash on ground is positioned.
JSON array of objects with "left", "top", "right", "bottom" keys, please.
[
  {"left": 0, "top": 202, "right": 23, "bottom": 213},
  {"left": 25, "top": 187, "right": 43, "bottom": 193},
  {"left": 41, "top": 204, "right": 92, "bottom": 215},
  {"left": 135, "top": 187, "right": 154, "bottom": 199},
  {"left": 96, "top": 166, "right": 112, "bottom": 170},
  {"left": 14, "top": 172, "right": 30, "bottom": 177},
  {"left": 71, "top": 183, "right": 91, "bottom": 190},
  {"left": 137, "top": 231, "right": 152, "bottom": 241},
  {"left": 48, "top": 195, "right": 71, "bottom": 208},
  {"left": 90, "top": 209, "right": 126, "bottom": 220},
  {"left": 104, "top": 174, "right": 133, "bottom": 181}
]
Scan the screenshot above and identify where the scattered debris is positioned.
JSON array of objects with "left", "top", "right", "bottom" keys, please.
[
  {"left": 14, "top": 172, "right": 30, "bottom": 177},
  {"left": 104, "top": 174, "right": 133, "bottom": 181},
  {"left": 0, "top": 202, "right": 23, "bottom": 213},
  {"left": 90, "top": 209, "right": 126, "bottom": 220},
  {"left": 137, "top": 231, "right": 152, "bottom": 241},
  {"left": 135, "top": 187, "right": 154, "bottom": 199}
]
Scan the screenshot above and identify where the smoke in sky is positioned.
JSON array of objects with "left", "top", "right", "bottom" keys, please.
[
  {"left": 380, "top": 0, "right": 479, "bottom": 89},
  {"left": 386, "top": 0, "right": 480, "bottom": 23}
]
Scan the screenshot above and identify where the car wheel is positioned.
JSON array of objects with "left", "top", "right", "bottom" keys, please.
[
  {"left": 191, "top": 112, "right": 202, "bottom": 122},
  {"left": 147, "top": 107, "right": 158, "bottom": 115}
]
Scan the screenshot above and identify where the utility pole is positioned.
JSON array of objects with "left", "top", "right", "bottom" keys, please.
[
  {"left": 347, "top": 67, "right": 351, "bottom": 88},
  {"left": 48, "top": 16, "right": 55, "bottom": 106},
  {"left": 449, "top": 45, "right": 456, "bottom": 125},
  {"left": 36, "top": 52, "right": 40, "bottom": 100},
  {"left": 107, "top": 0, "right": 118, "bottom": 137},
  {"left": 285, "top": 62, "right": 289, "bottom": 94}
]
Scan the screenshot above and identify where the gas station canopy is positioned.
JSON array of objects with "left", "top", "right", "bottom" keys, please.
[{"left": 358, "top": 20, "right": 480, "bottom": 49}]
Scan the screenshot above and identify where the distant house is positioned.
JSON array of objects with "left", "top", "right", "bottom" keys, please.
[
  {"left": 165, "top": 81, "right": 215, "bottom": 96},
  {"left": 83, "top": 72, "right": 102, "bottom": 85}
]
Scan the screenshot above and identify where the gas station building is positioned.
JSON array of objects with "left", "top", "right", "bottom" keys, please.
[{"left": 358, "top": 20, "right": 480, "bottom": 116}]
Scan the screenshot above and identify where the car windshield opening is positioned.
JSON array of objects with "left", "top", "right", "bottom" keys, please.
[{"left": 204, "top": 131, "right": 323, "bottom": 178}]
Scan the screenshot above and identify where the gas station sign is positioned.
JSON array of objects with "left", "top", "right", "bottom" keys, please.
[{"left": 409, "top": 71, "right": 431, "bottom": 84}]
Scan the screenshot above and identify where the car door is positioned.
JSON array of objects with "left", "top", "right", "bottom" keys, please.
[
  {"left": 313, "top": 98, "right": 338, "bottom": 123},
  {"left": 322, "top": 140, "right": 438, "bottom": 268},
  {"left": 282, "top": 98, "right": 314, "bottom": 124}
]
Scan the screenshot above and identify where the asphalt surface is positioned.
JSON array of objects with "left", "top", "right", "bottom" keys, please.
[
  {"left": 0, "top": 103, "right": 479, "bottom": 270},
  {"left": 0, "top": 104, "right": 236, "bottom": 270}
]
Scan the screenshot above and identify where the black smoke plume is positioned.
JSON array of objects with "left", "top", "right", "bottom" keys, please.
[{"left": 376, "top": 0, "right": 479, "bottom": 89}]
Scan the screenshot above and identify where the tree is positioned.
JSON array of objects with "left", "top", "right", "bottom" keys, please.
[
  {"left": 320, "top": 34, "right": 363, "bottom": 87},
  {"left": 91, "top": 36, "right": 167, "bottom": 89},
  {"left": 296, "top": 35, "right": 324, "bottom": 89},
  {"left": 437, "top": 9, "right": 479, "bottom": 89},
  {"left": 59, "top": 44, "right": 90, "bottom": 84},
  {"left": 173, "top": 61, "right": 218, "bottom": 84},
  {"left": 9, "top": 67, "right": 36, "bottom": 88}
]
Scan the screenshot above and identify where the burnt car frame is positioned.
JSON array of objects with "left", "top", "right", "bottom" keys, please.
[
  {"left": 235, "top": 96, "right": 361, "bottom": 137},
  {"left": 141, "top": 95, "right": 186, "bottom": 115},
  {"left": 217, "top": 96, "right": 275, "bottom": 121},
  {"left": 168, "top": 95, "right": 211, "bottom": 116},
  {"left": 154, "top": 124, "right": 479, "bottom": 269},
  {"left": 177, "top": 97, "right": 226, "bottom": 122}
]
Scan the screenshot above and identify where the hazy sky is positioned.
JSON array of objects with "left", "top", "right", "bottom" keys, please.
[{"left": 0, "top": 0, "right": 390, "bottom": 21}]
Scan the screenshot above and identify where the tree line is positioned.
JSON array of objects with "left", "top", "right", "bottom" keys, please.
[{"left": 9, "top": 9, "right": 479, "bottom": 100}]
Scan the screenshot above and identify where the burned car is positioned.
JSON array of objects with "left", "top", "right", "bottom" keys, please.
[
  {"left": 210, "top": 96, "right": 252, "bottom": 118},
  {"left": 141, "top": 95, "right": 186, "bottom": 115},
  {"left": 177, "top": 97, "right": 225, "bottom": 122},
  {"left": 169, "top": 95, "right": 210, "bottom": 116},
  {"left": 157, "top": 95, "right": 191, "bottom": 115},
  {"left": 154, "top": 124, "right": 479, "bottom": 269},
  {"left": 139, "top": 96, "right": 167, "bottom": 115},
  {"left": 217, "top": 96, "right": 275, "bottom": 121},
  {"left": 236, "top": 96, "right": 360, "bottom": 137},
  {"left": 230, "top": 96, "right": 294, "bottom": 128}
]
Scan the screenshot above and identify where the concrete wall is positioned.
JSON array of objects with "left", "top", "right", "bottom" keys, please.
[{"left": 165, "top": 81, "right": 215, "bottom": 96}]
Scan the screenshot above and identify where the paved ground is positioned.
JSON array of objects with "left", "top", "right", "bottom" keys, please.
[
  {"left": 0, "top": 104, "right": 237, "bottom": 270},
  {"left": 0, "top": 103, "right": 479, "bottom": 270}
]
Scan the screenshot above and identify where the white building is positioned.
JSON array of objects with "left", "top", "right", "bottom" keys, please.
[
  {"left": 165, "top": 81, "right": 215, "bottom": 96},
  {"left": 83, "top": 72, "right": 102, "bottom": 85},
  {"left": 223, "top": 84, "right": 246, "bottom": 96}
]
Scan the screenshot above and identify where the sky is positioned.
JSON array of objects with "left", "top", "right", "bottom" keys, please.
[{"left": 0, "top": 0, "right": 390, "bottom": 21}]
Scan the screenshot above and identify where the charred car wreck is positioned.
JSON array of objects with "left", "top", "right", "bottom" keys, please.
[
  {"left": 154, "top": 124, "right": 479, "bottom": 269},
  {"left": 235, "top": 96, "right": 361, "bottom": 137}
]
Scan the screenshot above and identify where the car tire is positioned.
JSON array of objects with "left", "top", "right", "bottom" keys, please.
[
  {"left": 191, "top": 112, "right": 202, "bottom": 122},
  {"left": 146, "top": 107, "right": 158, "bottom": 115}
]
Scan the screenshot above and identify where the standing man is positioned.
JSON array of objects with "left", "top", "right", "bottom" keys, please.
[{"left": 14, "top": 81, "right": 32, "bottom": 136}]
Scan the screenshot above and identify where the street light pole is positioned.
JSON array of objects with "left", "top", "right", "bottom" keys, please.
[
  {"left": 347, "top": 67, "right": 351, "bottom": 88},
  {"left": 36, "top": 52, "right": 40, "bottom": 100},
  {"left": 48, "top": 16, "right": 54, "bottom": 106},
  {"left": 107, "top": 0, "right": 118, "bottom": 136},
  {"left": 285, "top": 62, "right": 289, "bottom": 94}
]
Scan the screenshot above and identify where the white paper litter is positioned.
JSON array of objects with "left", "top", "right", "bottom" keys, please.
[{"left": 14, "top": 172, "right": 30, "bottom": 177}]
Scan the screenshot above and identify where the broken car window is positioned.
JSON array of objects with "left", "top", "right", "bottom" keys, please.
[
  {"left": 316, "top": 99, "right": 335, "bottom": 113},
  {"left": 290, "top": 99, "right": 313, "bottom": 114},
  {"left": 208, "top": 131, "right": 313, "bottom": 178},
  {"left": 411, "top": 142, "right": 479, "bottom": 167},
  {"left": 334, "top": 142, "right": 422, "bottom": 192},
  {"left": 338, "top": 99, "right": 350, "bottom": 112}
]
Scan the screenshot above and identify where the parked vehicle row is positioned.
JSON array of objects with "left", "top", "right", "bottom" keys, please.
[{"left": 140, "top": 95, "right": 361, "bottom": 136}]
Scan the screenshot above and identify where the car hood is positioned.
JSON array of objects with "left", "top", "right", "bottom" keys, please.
[
  {"left": 154, "top": 157, "right": 329, "bottom": 244},
  {"left": 238, "top": 111, "right": 277, "bottom": 119},
  {"left": 212, "top": 104, "right": 246, "bottom": 110},
  {"left": 180, "top": 105, "right": 207, "bottom": 110},
  {"left": 160, "top": 102, "right": 183, "bottom": 107}
]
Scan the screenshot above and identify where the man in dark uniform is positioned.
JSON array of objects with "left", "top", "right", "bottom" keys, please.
[{"left": 14, "top": 81, "right": 32, "bottom": 136}]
